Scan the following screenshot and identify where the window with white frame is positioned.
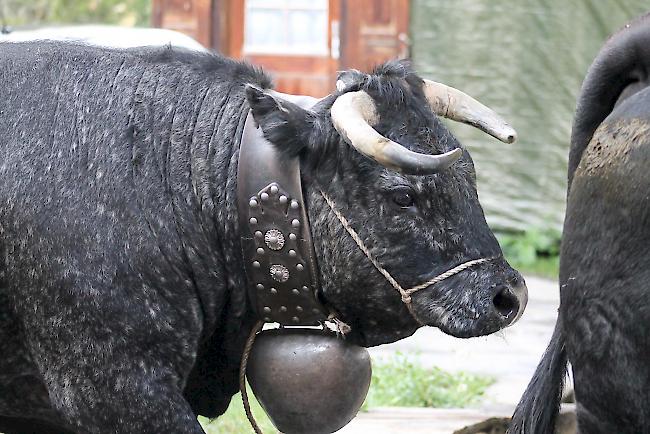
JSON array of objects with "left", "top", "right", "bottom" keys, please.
[{"left": 244, "top": 0, "right": 328, "bottom": 55}]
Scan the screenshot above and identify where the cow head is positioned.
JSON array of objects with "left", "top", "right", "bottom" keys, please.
[{"left": 245, "top": 61, "right": 527, "bottom": 347}]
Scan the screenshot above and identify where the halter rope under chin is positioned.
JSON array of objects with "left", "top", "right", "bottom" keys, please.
[{"left": 319, "top": 190, "right": 496, "bottom": 325}]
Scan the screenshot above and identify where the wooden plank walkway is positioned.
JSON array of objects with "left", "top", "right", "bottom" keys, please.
[
  {"left": 338, "top": 405, "right": 576, "bottom": 434},
  {"left": 338, "top": 407, "right": 506, "bottom": 434}
]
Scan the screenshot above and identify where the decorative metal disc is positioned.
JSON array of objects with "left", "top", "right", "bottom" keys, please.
[
  {"left": 270, "top": 264, "right": 290, "bottom": 283},
  {"left": 264, "top": 229, "right": 285, "bottom": 251}
]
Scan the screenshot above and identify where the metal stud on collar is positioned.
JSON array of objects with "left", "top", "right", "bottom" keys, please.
[
  {"left": 264, "top": 229, "right": 285, "bottom": 251},
  {"left": 240, "top": 182, "right": 328, "bottom": 325},
  {"left": 270, "top": 264, "right": 290, "bottom": 282},
  {"left": 237, "top": 109, "right": 331, "bottom": 326}
]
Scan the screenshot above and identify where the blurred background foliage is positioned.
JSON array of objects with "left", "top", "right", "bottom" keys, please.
[
  {"left": 497, "top": 229, "right": 561, "bottom": 278},
  {"left": 0, "top": 0, "right": 150, "bottom": 28},
  {"left": 413, "top": 1, "right": 650, "bottom": 235}
]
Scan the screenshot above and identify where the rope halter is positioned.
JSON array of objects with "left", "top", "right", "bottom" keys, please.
[{"left": 319, "top": 190, "right": 496, "bottom": 325}]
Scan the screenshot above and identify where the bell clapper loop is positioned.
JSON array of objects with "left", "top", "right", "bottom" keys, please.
[{"left": 240, "top": 320, "right": 265, "bottom": 434}]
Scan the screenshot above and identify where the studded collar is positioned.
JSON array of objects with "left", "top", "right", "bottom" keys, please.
[{"left": 237, "top": 108, "right": 329, "bottom": 326}]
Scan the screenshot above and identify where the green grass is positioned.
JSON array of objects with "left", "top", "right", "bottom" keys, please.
[
  {"left": 497, "top": 228, "right": 561, "bottom": 279},
  {"left": 362, "top": 353, "right": 494, "bottom": 409},
  {"left": 202, "top": 354, "right": 494, "bottom": 433},
  {"left": 200, "top": 387, "right": 276, "bottom": 434},
  {"left": 506, "top": 255, "right": 559, "bottom": 279}
]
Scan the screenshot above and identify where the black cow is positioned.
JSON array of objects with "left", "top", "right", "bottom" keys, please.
[
  {"left": 509, "top": 12, "right": 650, "bottom": 434},
  {"left": 0, "top": 41, "right": 526, "bottom": 433}
]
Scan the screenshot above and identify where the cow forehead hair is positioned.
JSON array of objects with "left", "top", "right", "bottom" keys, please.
[{"left": 338, "top": 60, "right": 428, "bottom": 106}]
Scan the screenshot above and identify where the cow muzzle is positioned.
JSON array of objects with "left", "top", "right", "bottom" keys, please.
[
  {"left": 492, "top": 279, "right": 528, "bottom": 327},
  {"left": 413, "top": 268, "right": 528, "bottom": 338}
]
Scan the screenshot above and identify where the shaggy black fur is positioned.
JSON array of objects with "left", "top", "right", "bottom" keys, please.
[
  {"left": 0, "top": 42, "right": 522, "bottom": 432},
  {"left": 509, "top": 13, "right": 650, "bottom": 434}
]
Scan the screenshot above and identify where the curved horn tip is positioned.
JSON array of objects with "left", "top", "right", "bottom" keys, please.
[
  {"left": 445, "top": 148, "right": 464, "bottom": 165},
  {"left": 500, "top": 126, "right": 518, "bottom": 144},
  {"left": 449, "top": 147, "right": 463, "bottom": 158},
  {"left": 411, "top": 147, "right": 463, "bottom": 175}
]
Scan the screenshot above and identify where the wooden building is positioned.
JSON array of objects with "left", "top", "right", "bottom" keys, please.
[{"left": 152, "top": 0, "right": 410, "bottom": 96}]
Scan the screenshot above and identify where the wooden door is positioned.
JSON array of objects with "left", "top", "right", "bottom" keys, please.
[
  {"left": 222, "top": 0, "right": 340, "bottom": 97},
  {"left": 340, "top": 0, "right": 410, "bottom": 72},
  {"left": 220, "top": 0, "right": 410, "bottom": 96},
  {"left": 151, "top": 0, "right": 213, "bottom": 48},
  {"left": 152, "top": 0, "right": 411, "bottom": 96}
]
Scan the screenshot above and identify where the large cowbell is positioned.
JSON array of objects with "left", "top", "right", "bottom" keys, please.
[{"left": 247, "top": 329, "right": 371, "bottom": 434}]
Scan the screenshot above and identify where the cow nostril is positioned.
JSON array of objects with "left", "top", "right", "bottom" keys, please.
[{"left": 493, "top": 287, "right": 517, "bottom": 318}]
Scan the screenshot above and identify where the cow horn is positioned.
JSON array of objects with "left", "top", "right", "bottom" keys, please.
[
  {"left": 330, "top": 91, "right": 463, "bottom": 175},
  {"left": 422, "top": 79, "right": 517, "bottom": 144}
]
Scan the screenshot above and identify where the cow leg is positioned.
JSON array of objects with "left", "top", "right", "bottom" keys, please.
[
  {"left": 0, "top": 374, "right": 70, "bottom": 432},
  {"left": 0, "top": 291, "right": 68, "bottom": 429},
  {"left": 24, "top": 324, "right": 206, "bottom": 434},
  {"left": 0, "top": 415, "right": 75, "bottom": 434},
  {"left": 37, "top": 362, "right": 205, "bottom": 434},
  {"left": 571, "top": 355, "right": 650, "bottom": 434},
  {"left": 566, "top": 307, "right": 650, "bottom": 434},
  {"left": 16, "top": 286, "right": 206, "bottom": 433}
]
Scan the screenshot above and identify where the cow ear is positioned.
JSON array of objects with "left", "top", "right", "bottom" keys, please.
[
  {"left": 245, "top": 84, "right": 314, "bottom": 158},
  {"left": 336, "top": 69, "right": 363, "bottom": 92}
]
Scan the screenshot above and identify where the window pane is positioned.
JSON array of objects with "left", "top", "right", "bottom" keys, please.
[
  {"left": 286, "top": 0, "right": 327, "bottom": 9},
  {"left": 245, "top": 10, "right": 285, "bottom": 48},
  {"left": 244, "top": 0, "right": 328, "bottom": 55},
  {"left": 247, "top": 0, "right": 286, "bottom": 8},
  {"left": 288, "top": 10, "right": 327, "bottom": 51}
]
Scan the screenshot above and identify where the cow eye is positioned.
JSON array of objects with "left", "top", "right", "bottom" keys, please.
[{"left": 391, "top": 188, "right": 415, "bottom": 208}]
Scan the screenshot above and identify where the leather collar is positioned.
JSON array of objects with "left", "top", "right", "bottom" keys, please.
[{"left": 237, "top": 109, "right": 329, "bottom": 326}]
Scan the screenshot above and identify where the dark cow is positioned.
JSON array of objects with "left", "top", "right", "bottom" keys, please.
[
  {"left": 509, "top": 12, "right": 650, "bottom": 434},
  {"left": 0, "top": 41, "right": 526, "bottom": 433}
]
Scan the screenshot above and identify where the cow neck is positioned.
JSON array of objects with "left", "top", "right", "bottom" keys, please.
[{"left": 236, "top": 109, "right": 330, "bottom": 326}]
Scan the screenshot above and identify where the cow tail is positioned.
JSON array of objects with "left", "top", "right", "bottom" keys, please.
[
  {"left": 569, "top": 12, "right": 650, "bottom": 187},
  {"left": 507, "top": 322, "right": 567, "bottom": 434}
]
